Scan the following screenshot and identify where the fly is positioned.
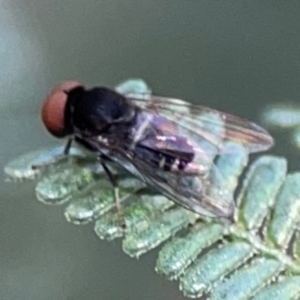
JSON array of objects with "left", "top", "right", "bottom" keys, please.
[{"left": 41, "top": 80, "right": 274, "bottom": 228}]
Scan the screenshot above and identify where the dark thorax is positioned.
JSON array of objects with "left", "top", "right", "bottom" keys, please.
[{"left": 64, "top": 86, "right": 138, "bottom": 149}]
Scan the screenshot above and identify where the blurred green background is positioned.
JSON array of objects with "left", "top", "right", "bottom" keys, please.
[{"left": 1, "top": 1, "right": 300, "bottom": 299}]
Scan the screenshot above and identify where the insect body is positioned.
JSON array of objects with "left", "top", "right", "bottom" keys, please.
[{"left": 41, "top": 80, "right": 274, "bottom": 225}]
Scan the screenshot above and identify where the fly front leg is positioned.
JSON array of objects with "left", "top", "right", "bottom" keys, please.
[
  {"left": 99, "top": 155, "right": 126, "bottom": 231},
  {"left": 63, "top": 137, "right": 73, "bottom": 155},
  {"left": 32, "top": 138, "right": 74, "bottom": 170}
]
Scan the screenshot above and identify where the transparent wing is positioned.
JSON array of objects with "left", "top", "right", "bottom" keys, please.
[
  {"left": 90, "top": 138, "right": 235, "bottom": 219},
  {"left": 127, "top": 94, "right": 274, "bottom": 154},
  {"left": 126, "top": 154, "right": 235, "bottom": 219},
  {"left": 85, "top": 128, "right": 233, "bottom": 219},
  {"left": 88, "top": 93, "right": 272, "bottom": 219},
  {"left": 89, "top": 139, "right": 233, "bottom": 219},
  {"left": 117, "top": 93, "right": 272, "bottom": 218}
]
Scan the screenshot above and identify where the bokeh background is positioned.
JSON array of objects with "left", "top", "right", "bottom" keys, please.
[{"left": 1, "top": 1, "right": 300, "bottom": 299}]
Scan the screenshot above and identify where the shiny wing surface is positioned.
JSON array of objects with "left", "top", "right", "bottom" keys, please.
[
  {"left": 91, "top": 93, "right": 273, "bottom": 219},
  {"left": 128, "top": 94, "right": 274, "bottom": 154}
]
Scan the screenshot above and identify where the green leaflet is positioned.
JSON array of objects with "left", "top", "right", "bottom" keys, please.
[
  {"left": 156, "top": 223, "right": 225, "bottom": 280},
  {"left": 179, "top": 241, "right": 254, "bottom": 298}
]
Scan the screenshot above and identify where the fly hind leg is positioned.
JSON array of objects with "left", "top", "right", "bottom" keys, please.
[{"left": 100, "top": 155, "right": 126, "bottom": 231}]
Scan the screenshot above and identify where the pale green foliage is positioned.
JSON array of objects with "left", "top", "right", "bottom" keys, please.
[
  {"left": 5, "top": 142, "right": 300, "bottom": 300},
  {"left": 261, "top": 103, "right": 300, "bottom": 149},
  {"left": 4, "top": 80, "right": 300, "bottom": 300}
]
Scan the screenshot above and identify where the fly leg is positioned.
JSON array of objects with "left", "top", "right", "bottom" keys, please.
[
  {"left": 32, "top": 138, "right": 74, "bottom": 170},
  {"left": 100, "top": 155, "right": 126, "bottom": 231},
  {"left": 63, "top": 137, "right": 73, "bottom": 155}
]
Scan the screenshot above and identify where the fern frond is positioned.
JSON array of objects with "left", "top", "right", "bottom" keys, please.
[{"left": 4, "top": 80, "right": 300, "bottom": 300}]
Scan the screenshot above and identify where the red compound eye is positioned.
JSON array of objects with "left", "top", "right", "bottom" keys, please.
[{"left": 41, "top": 80, "right": 82, "bottom": 137}]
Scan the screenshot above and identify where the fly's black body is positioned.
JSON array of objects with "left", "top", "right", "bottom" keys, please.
[{"left": 65, "top": 86, "right": 194, "bottom": 174}]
